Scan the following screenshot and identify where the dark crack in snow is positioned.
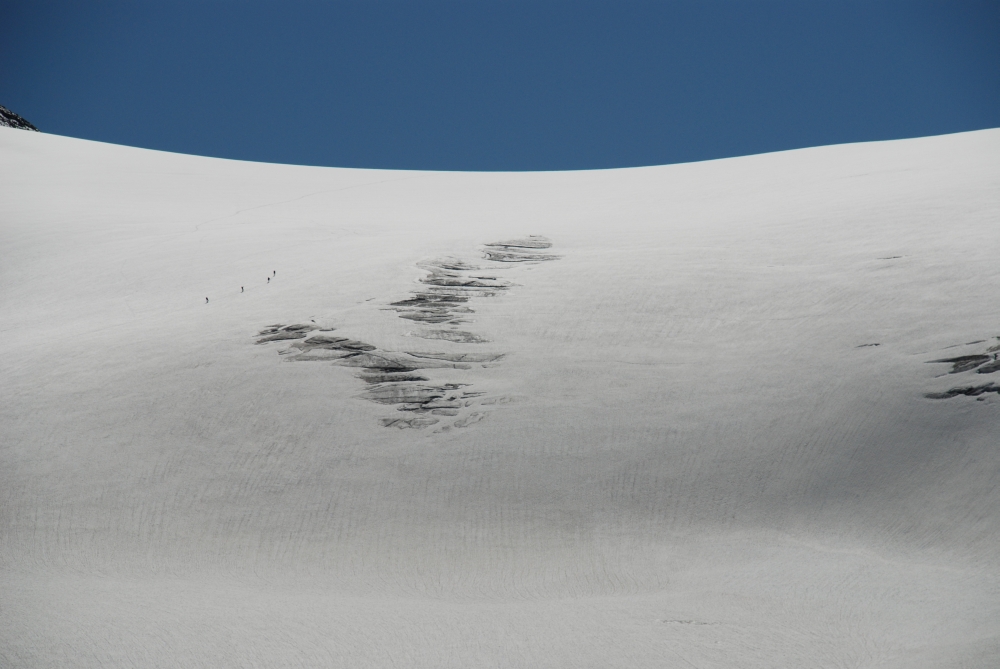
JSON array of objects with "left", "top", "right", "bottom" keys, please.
[{"left": 255, "top": 236, "right": 558, "bottom": 429}]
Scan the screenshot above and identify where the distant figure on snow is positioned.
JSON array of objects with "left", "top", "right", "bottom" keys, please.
[
  {"left": 205, "top": 297, "right": 209, "bottom": 303},
  {"left": 267, "top": 277, "right": 270, "bottom": 283},
  {"left": 241, "top": 286, "right": 244, "bottom": 293},
  {"left": 273, "top": 270, "right": 276, "bottom": 276}
]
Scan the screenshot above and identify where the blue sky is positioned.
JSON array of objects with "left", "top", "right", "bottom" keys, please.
[{"left": 2, "top": 1, "right": 998, "bottom": 170}]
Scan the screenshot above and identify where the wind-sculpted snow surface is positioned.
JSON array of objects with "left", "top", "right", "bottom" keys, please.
[
  {"left": 3, "top": 127, "right": 1000, "bottom": 669},
  {"left": 254, "top": 238, "right": 556, "bottom": 429}
]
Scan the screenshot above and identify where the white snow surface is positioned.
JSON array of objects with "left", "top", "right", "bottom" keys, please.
[{"left": 2, "top": 126, "right": 1000, "bottom": 667}]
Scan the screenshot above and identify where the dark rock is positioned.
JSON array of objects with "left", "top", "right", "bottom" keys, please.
[{"left": 0, "top": 105, "right": 39, "bottom": 131}]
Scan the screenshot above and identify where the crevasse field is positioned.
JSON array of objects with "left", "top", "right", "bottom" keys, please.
[{"left": 1, "top": 126, "right": 999, "bottom": 668}]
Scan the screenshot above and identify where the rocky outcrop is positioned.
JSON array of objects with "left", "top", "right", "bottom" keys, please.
[{"left": 0, "top": 105, "right": 39, "bottom": 131}]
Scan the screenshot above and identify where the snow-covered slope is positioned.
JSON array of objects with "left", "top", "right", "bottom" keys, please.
[{"left": 1, "top": 126, "right": 999, "bottom": 668}]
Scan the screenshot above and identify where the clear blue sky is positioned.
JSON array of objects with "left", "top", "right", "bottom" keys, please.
[{"left": 2, "top": 1, "right": 998, "bottom": 170}]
